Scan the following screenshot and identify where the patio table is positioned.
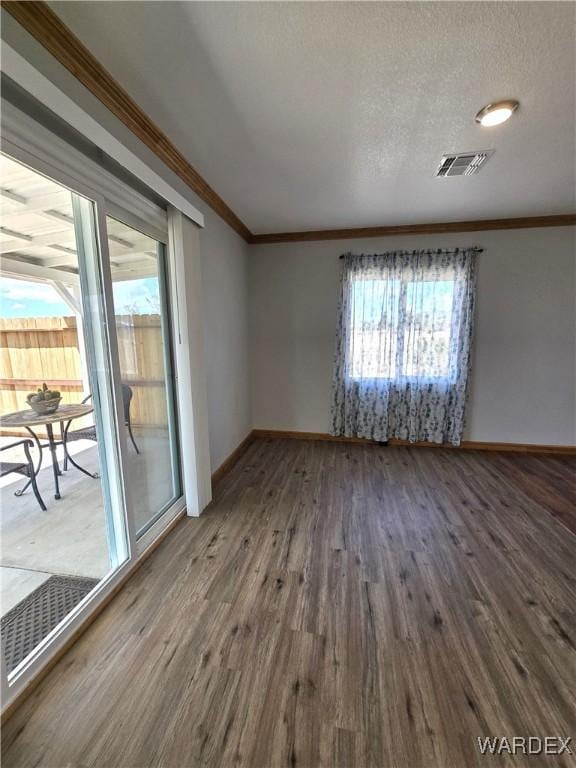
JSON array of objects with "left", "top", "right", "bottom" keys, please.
[{"left": 0, "top": 404, "right": 94, "bottom": 501}]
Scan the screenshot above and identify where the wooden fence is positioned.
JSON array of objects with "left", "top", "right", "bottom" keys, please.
[{"left": 0, "top": 315, "right": 167, "bottom": 435}]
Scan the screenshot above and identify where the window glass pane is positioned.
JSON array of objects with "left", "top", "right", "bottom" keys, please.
[
  {"left": 403, "top": 280, "right": 455, "bottom": 378},
  {"left": 350, "top": 278, "right": 400, "bottom": 379},
  {"left": 349, "top": 276, "right": 456, "bottom": 380},
  {"left": 106, "top": 217, "right": 181, "bottom": 537}
]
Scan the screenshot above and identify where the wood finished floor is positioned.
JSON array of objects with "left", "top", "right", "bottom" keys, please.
[{"left": 3, "top": 439, "right": 576, "bottom": 768}]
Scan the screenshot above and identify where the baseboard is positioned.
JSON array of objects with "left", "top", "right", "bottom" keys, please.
[
  {"left": 1, "top": 507, "right": 186, "bottom": 724},
  {"left": 251, "top": 429, "right": 576, "bottom": 455},
  {"left": 211, "top": 431, "right": 256, "bottom": 487},
  {"left": 253, "top": 429, "right": 370, "bottom": 444},
  {"left": 451, "top": 441, "right": 575, "bottom": 454}
]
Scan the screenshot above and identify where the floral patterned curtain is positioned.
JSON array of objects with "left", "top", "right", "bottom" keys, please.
[{"left": 330, "top": 249, "right": 478, "bottom": 445}]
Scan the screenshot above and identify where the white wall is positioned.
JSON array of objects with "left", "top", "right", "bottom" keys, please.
[
  {"left": 200, "top": 207, "right": 251, "bottom": 469},
  {"left": 1, "top": 12, "right": 252, "bottom": 473},
  {"left": 249, "top": 227, "right": 576, "bottom": 446}
]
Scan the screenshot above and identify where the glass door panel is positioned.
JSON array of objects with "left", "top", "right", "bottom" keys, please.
[
  {"left": 106, "top": 217, "right": 181, "bottom": 537},
  {"left": 0, "top": 154, "right": 128, "bottom": 678}
]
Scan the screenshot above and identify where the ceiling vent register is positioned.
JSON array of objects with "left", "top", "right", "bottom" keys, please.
[{"left": 436, "top": 150, "right": 494, "bottom": 177}]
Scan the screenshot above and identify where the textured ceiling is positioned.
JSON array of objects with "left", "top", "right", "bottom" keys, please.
[{"left": 50, "top": 1, "right": 575, "bottom": 233}]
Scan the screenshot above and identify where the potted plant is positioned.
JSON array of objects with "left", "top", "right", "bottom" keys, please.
[{"left": 26, "top": 383, "right": 62, "bottom": 416}]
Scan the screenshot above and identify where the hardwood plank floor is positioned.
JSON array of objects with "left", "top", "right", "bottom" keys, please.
[{"left": 2, "top": 438, "right": 575, "bottom": 768}]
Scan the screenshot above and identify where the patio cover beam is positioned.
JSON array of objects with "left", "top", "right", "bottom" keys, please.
[{"left": 0, "top": 255, "right": 79, "bottom": 285}]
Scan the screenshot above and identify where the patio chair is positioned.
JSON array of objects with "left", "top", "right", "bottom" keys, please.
[
  {"left": 63, "top": 384, "right": 140, "bottom": 472},
  {"left": 1, "top": 439, "right": 47, "bottom": 511}
]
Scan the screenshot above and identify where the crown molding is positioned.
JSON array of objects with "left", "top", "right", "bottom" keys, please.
[
  {"left": 2, "top": 1, "right": 251, "bottom": 241},
  {"left": 249, "top": 214, "right": 576, "bottom": 244},
  {"left": 4, "top": 2, "right": 576, "bottom": 247}
]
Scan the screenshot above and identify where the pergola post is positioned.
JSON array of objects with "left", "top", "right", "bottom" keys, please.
[{"left": 50, "top": 280, "right": 91, "bottom": 399}]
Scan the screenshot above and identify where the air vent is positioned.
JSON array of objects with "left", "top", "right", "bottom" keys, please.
[{"left": 436, "top": 150, "right": 494, "bottom": 177}]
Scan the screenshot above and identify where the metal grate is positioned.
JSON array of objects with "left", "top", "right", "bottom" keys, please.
[
  {"left": 436, "top": 150, "right": 494, "bottom": 177},
  {"left": 1, "top": 575, "right": 98, "bottom": 674}
]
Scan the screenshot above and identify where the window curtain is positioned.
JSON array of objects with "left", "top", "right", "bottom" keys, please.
[{"left": 330, "top": 249, "right": 478, "bottom": 446}]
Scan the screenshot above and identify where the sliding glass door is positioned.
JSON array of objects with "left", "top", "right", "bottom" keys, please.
[
  {"left": 0, "top": 132, "right": 184, "bottom": 697},
  {"left": 0, "top": 154, "right": 129, "bottom": 678},
  {"left": 106, "top": 217, "right": 181, "bottom": 537}
]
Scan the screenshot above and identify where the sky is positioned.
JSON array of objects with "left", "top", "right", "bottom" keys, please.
[
  {"left": 0, "top": 277, "right": 160, "bottom": 318},
  {"left": 352, "top": 278, "right": 455, "bottom": 328},
  {"left": 0, "top": 278, "right": 70, "bottom": 318}
]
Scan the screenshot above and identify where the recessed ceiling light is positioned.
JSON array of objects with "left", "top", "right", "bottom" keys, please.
[{"left": 475, "top": 100, "right": 519, "bottom": 127}]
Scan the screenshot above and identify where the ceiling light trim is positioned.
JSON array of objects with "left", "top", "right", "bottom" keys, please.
[{"left": 475, "top": 100, "right": 519, "bottom": 127}]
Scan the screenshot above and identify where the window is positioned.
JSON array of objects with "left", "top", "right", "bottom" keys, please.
[
  {"left": 348, "top": 266, "right": 463, "bottom": 383},
  {"left": 331, "top": 250, "right": 478, "bottom": 445}
]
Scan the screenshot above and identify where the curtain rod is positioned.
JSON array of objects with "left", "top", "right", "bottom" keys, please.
[{"left": 340, "top": 247, "right": 484, "bottom": 259}]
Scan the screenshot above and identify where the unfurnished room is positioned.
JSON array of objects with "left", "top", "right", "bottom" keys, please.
[{"left": 0, "top": 2, "right": 575, "bottom": 767}]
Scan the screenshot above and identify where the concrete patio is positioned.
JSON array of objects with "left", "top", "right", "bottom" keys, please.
[{"left": 0, "top": 429, "right": 175, "bottom": 619}]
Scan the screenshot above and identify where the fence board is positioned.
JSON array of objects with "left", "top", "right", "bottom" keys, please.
[{"left": 0, "top": 316, "right": 167, "bottom": 435}]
